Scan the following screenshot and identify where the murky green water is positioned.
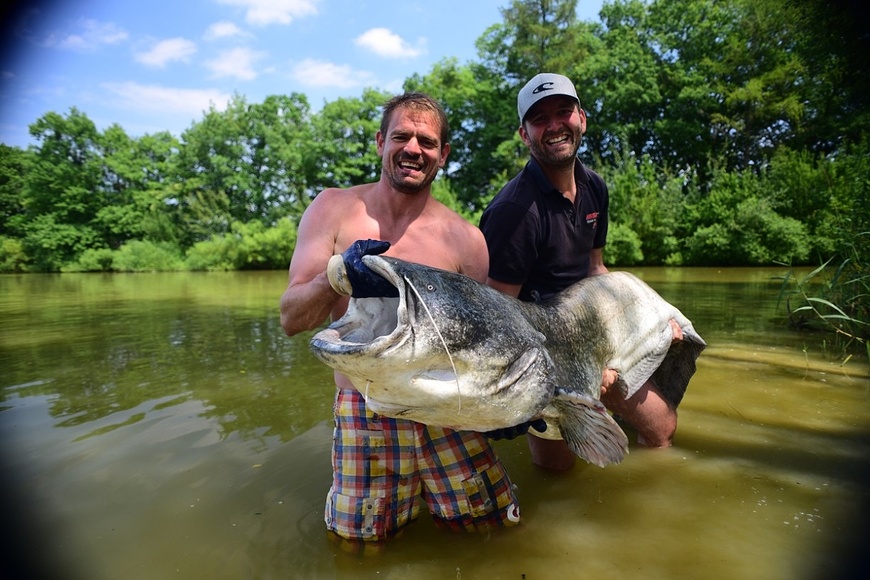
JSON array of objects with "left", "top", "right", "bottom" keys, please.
[{"left": 1, "top": 268, "right": 867, "bottom": 580}]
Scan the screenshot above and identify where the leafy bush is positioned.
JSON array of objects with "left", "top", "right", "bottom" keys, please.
[
  {"left": 605, "top": 222, "right": 644, "bottom": 266},
  {"left": 111, "top": 240, "right": 184, "bottom": 272},
  {"left": 236, "top": 218, "right": 297, "bottom": 270},
  {"left": 22, "top": 214, "right": 101, "bottom": 272},
  {"left": 184, "top": 235, "right": 242, "bottom": 271},
  {"left": 599, "top": 152, "right": 684, "bottom": 265},
  {"left": 0, "top": 236, "right": 29, "bottom": 272},
  {"left": 431, "top": 178, "right": 481, "bottom": 224},
  {"left": 64, "top": 248, "right": 115, "bottom": 272},
  {"left": 185, "top": 218, "right": 297, "bottom": 271},
  {"left": 681, "top": 167, "right": 810, "bottom": 265},
  {"left": 764, "top": 148, "right": 838, "bottom": 258}
]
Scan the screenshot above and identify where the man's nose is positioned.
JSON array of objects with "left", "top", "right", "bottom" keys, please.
[{"left": 403, "top": 136, "right": 422, "bottom": 154}]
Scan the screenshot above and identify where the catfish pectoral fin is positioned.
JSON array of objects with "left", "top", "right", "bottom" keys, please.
[{"left": 552, "top": 388, "right": 629, "bottom": 468}]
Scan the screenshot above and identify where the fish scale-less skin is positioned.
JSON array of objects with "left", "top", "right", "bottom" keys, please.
[
  {"left": 533, "top": 272, "right": 704, "bottom": 402},
  {"left": 309, "top": 256, "right": 706, "bottom": 467},
  {"left": 522, "top": 298, "right": 613, "bottom": 400}
]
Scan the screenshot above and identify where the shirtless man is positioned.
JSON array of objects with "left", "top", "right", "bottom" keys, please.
[{"left": 280, "top": 92, "right": 521, "bottom": 543}]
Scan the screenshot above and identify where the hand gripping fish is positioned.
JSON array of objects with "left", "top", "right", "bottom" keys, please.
[{"left": 309, "top": 256, "right": 706, "bottom": 468}]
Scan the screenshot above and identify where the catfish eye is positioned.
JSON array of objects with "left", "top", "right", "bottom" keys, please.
[{"left": 426, "top": 284, "right": 435, "bottom": 291}]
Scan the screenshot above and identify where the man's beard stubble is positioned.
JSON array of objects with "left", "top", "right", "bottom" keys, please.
[
  {"left": 528, "top": 131, "right": 582, "bottom": 170},
  {"left": 383, "top": 155, "right": 438, "bottom": 195}
]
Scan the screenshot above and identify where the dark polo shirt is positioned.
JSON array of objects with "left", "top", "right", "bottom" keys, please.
[{"left": 479, "top": 156, "right": 609, "bottom": 302}]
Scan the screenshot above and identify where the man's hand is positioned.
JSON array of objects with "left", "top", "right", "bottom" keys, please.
[
  {"left": 484, "top": 418, "right": 547, "bottom": 441},
  {"left": 327, "top": 239, "right": 399, "bottom": 298},
  {"left": 669, "top": 319, "right": 684, "bottom": 342},
  {"left": 600, "top": 368, "right": 618, "bottom": 397}
]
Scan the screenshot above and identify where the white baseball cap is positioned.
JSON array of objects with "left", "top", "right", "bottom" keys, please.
[{"left": 517, "top": 73, "right": 580, "bottom": 123}]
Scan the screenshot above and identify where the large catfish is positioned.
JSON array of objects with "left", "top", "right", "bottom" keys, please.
[{"left": 309, "top": 256, "right": 706, "bottom": 467}]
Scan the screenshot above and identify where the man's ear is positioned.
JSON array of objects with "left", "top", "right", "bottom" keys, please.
[
  {"left": 438, "top": 142, "right": 451, "bottom": 168},
  {"left": 518, "top": 125, "right": 531, "bottom": 147}
]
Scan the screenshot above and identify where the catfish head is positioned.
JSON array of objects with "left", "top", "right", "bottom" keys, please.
[{"left": 309, "top": 255, "right": 556, "bottom": 431}]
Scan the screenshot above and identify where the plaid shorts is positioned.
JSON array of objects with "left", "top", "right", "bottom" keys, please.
[{"left": 325, "top": 387, "right": 521, "bottom": 541}]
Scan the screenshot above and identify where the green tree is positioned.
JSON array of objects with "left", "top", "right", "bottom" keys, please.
[
  {"left": 0, "top": 144, "right": 29, "bottom": 235},
  {"left": 307, "top": 89, "right": 387, "bottom": 193},
  {"left": 779, "top": 0, "right": 869, "bottom": 151},
  {"left": 96, "top": 125, "right": 182, "bottom": 249},
  {"left": 242, "top": 94, "right": 315, "bottom": 223},
  {"left": 573, "top": 0, "right": 662, "bottom": 163},
  {"left": 476, "top": 0, "right": 583, "bottom": 84},
  {"left": 175, "top": 93, "right": 313, "bottom": 244},
  {"left": 0, "top": 145, "right": 31, "bottom": 270},
  {"left": 23, "top": 108, "right": 104, "bottom": 269}
]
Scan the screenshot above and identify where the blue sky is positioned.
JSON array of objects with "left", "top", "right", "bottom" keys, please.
[{"left": 0, "top": 0, "right": 605, "bottom": 149}]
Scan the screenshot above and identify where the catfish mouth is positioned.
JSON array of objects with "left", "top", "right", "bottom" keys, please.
[{"left": 309, "top": 255, "right": 408, "bottom": 356}]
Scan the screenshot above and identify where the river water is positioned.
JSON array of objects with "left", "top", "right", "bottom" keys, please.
[{"left": 0, "top": 268, "right": 867, "bottom": 580}]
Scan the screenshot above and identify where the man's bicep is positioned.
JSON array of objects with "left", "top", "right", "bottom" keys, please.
[
  {"left": 288, "top": 197, "right": 340, "bottom": 286},
  {"left": 588, "top": 247, "right": 608, "bottom": 276}
]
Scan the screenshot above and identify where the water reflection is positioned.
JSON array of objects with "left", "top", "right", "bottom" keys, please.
[{"left": 0, "top": 269, "right": 867, "bottom": 580}]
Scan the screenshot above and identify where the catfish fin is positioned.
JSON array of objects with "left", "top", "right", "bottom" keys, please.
[
  {"left": 617, "top": 322, "right": 674, "bottom": 399},
  {"left": 650, "top": 330, "right": 707, "bottom": 408},
  {"left": 496, "top": 345, "right": 552, "bottom": 391},
  {"left": 551, "top": 387, "right": 628, "bottom": 467}
]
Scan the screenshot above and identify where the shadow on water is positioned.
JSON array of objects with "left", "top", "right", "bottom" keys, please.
[{"left": 0, "top": 268, "right": 867, "bottom": 579}]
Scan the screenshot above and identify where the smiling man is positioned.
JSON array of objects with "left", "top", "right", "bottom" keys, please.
[
  {"left": 280, "top": 92, "right": 522, "bottom": 545},
  {"left": 480, "top": 73, "right": 679, "bottom": 471}
]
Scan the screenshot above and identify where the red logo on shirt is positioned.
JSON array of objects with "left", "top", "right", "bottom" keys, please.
[{"left": 585, "top": 212, "right": 598, "bottom": 226}]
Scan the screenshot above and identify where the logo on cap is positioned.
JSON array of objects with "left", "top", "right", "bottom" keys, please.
[{"left": 531, "top": 82, "right": 555, "bottom": 95}]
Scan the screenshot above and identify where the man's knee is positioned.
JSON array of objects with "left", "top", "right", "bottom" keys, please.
[
  {"left": 603, "top": 380, "right": 677, "bottom": 448},
  {"left": 527, "top": 434, "right": 576, "bottom": 471},
  {"left": 636, "top": 409, "right": 676, "bottom": 448}
]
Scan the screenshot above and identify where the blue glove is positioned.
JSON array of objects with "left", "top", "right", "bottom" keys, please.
[
  {"left": 484, "top": 418, "right": 547, "bottom": 441},
  {"left": 341, "top": 239, "right": 399, "bottom": 298}
]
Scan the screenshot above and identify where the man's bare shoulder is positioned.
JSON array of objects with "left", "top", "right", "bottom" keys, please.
[
  {"left": 303, "top": 184, "right": 372, "bottom": 221},
  {"left": 423, "top": 200, "right": 488, "bottom": 281},
  {"left": 311, "top": 184, "right": 372, "bottom": 205},
  {"left": 428, "top": 200, "right": 482, "bottom": 240}
]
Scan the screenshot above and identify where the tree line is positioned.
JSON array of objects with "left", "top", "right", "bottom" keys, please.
[{"left": 1, "top": 0, "right": 867, "bottom": 277}]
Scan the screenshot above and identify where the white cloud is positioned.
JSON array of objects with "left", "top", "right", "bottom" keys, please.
[
  {"left": 290, "top": 59, "right": 375, "bottom": 89},
  {"left": 217, "top": 0, "right": 319, "bottom": 26},
  {"left": 354, "top": 28, "right": 425, "bottom": 59},
  {"left": 101, "top": 81, "right": 231, "bottom": 115},
  {"left": 135, "top": 38, "right": 197, "bottom": 68},
  {"left": 204, "top": 21, "right": 248, "bottom": 41},
  {"left": 47, "top": 19, "right": 129, "bottom": 51},
  {"left": 204, "top": 47, "right": 266, "bottom": 80}
]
